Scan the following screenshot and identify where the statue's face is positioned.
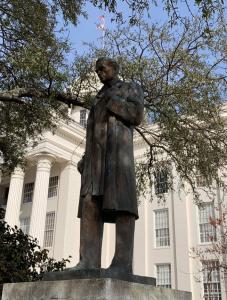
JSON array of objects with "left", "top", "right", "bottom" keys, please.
[{"left": 95, "top": 61, "right": 117, "bottom": 83}]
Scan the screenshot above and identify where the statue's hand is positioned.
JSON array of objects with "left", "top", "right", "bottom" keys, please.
[
  {"left": 105, "top": 86, "right": 123, "bottom": 103},
  {"left": 108, "top": 95, "right": 123, "bottom": 103}
]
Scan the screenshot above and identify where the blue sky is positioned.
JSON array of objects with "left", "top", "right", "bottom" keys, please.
[
  {"left": 60, "top": 2, "right": 169, "bottom": 61},
  {"left": 57, "top": 2, "right": 226, "bottom": 100},
  {"left": 59, "top": 1, "right": 226, "bottom": 67},
  {"left": 65, "top": 4, "right": 106, "bottom": 54}
]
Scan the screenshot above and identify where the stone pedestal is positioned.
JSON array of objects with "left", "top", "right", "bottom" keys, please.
[{"left": 2, "top": 278, "right": 191, "bottom": 300}]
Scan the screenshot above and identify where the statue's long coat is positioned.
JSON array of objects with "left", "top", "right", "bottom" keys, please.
[{"left": 78, "top": 79, "right": 144, "bottom": 223}]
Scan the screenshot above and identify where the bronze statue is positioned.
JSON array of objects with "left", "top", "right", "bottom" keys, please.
[{"left": 76, "top": 57, "right": 144, "bottom": 274}]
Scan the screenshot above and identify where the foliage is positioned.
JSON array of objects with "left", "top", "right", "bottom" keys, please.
[
  {"left": 0, "top": 0, "right": 226, "bottom": 193},
  {"left": 0, "top": 0, "right": 72, "bottom": 171},
  {"left": 90, "top": 0, "right": 225, "bottom": 29},
  {"left": 70, "top": 17, "right": 227, "bottom": 202},
  {"left": 0, "top": 208, "right": 70, "bottom": 283}
]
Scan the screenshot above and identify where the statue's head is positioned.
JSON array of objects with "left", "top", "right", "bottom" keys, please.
[{"left": 95, "top": 57, "right": 119, "bottom": 83}]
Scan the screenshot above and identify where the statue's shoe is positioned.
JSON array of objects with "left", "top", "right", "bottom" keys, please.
[
  {"left": 105, "top": 265, "right": 133, "bottom": 277},
  {"left": 67, "top": 261, "right": 87, "bottom": 271},
  {"left": 66, "top": 262, "right": 100, "bottom": 272},
  {"left": 43, "top": 263, "right": 100, "bottom": 281}
]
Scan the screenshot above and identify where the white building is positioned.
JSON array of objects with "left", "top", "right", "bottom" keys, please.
[{"left": 0, "top": 106, "right": 226, "bottom": 300}]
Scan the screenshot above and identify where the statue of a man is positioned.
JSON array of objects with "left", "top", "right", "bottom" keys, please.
[{"left": 76, "top": 57, "right": 144, "bottom": 274}]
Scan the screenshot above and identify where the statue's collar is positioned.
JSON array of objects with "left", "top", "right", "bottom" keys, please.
[
  {"left": 104, "top": 78, "right": 121, "bottom": 88},
  {"left": 93, "top": 78, "right": 122, "bottom": 106}
]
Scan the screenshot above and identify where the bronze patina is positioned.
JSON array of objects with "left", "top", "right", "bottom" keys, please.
[{"left": 76, "top": 57, "right": 144, "bottom": 274}]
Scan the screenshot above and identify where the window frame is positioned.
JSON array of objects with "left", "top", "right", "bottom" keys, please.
[
  {"left": 202, "top": 260, "right": 222, "bottom": 300},
  {"left": 20, "top": 217, "right": 30, "bottom": 235},
  {"left": 156, "top": 263, "right": 172, "bottom": 288},
  {"left": 80, "top": 109, "right": 87, "bottom": 128},
  {"left": 154, "top": 169, "right": 169, "bottom": 195},
  {"left": 154, "top": 209, "right": 170, "bottom": 248},
  {"left": 43, "top": 211, "right": 56, "bottom": 248},
  {"left": 48, "top": 176, "right": 59, "bottom": 199},
  {"left": 196, "top": 174, "right": 212, "bottom": 188},
  {"left": 23, "top": 182, "right": 34, "bottom": 203},
  {"left": 3, "top": 186, "right": 9, "bottom": 205},
  {"left": 198, "top": 202, "right": 217, "bottom": 244}
]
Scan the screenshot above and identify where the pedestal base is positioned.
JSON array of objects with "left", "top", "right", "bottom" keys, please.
[
  {"left": 43, "top": 268, "right": 156, "bottom": 285},
  {"left": 2, "top": 278, "right": 191, "bottom": 300}
]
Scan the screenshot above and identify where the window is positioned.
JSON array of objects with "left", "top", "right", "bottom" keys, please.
[
  {"left": 203, "top": 261, "right": 222, "bottom": 300},
  {"left": 156, "top": 264, "right": 171, "bottom": 288},
  {"left": 196, "top": 174, "right": 212, "bottom": 187},
  {"left": 43, "top": 212, "right": 55, "bottom": 248},
  {"left": 23, "top": 182, "right": 34, "bottom": 203},
  {"left": 0, "top": 187, "right": 9, "bottom": 207},
  {"left": 20, "top": 217, "right": 30, "bottom": 235},
  {"left": 154, "top": 169, "right": 168, "bottom": 194},
  {"left": 80, "top": 109, "right": 87, "bottom": 128},
  {"left": 48, "top": 176, "right": 59, "bottom": 198},
  {"left": 155, "top": 209, "right": 170, "bottom": 247},
  {"left": 199, "top": 203, "right": 217, "bottom": 243},
  {"left": 3, "top": 187, "right": 9, "bottom": 205}
]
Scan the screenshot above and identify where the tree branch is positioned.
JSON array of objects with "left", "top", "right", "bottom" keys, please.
[{"left": 0, "top": 88, "right": 88, "bottom": 108}]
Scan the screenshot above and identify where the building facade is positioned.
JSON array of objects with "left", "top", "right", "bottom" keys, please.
[{"left": 0, "top": 106, "right": 226, "bottom": 300}]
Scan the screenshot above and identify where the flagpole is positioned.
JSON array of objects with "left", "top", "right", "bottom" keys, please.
[
  {"left": 97, "top": 15, "right": 106, "bottom": 49},
  {"left": 102, "top": 22, "right": 105, "bottom": 49}
]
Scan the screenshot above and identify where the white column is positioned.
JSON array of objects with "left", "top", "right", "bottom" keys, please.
[
  {"left": 29, "top": 154, "right": 54, "bottom": 246},
  {"left": 5, "top": 167, "right": 25, "bottom": 227},
  {"left": 54, "top": 161, "right": 81, "bottom": 264}
]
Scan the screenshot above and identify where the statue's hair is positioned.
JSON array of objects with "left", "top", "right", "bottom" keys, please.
[{"left": 96, "top": 57, "right": 119, "bottom": 74}]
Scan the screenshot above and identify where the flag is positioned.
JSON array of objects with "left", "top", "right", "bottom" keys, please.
[{"left": 96, "top": 15, "right": 105, "bottom": 31}]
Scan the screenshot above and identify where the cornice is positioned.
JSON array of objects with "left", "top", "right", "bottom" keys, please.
[
  {"left": 56, "top": 128, "right": 85, "bottom": 146},
  {"left": 58, "top": 120, "right": 86, "bottom": 137},
  {"left": 45, "top": 139, "right": 84, "bottom": 157},
  {"left": 26, "top": 139, "right": 84, "bottom": 163}
]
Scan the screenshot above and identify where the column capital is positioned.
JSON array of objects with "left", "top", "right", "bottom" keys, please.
[
  {"left": 11, "top": 166, "right": 25, "bottom": 179},
  {"left": 65, "top": 160, "right": 78, "bottom": 168},
  {"left": 33, "top": 153, "right": 56, "bottom": 171}
]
